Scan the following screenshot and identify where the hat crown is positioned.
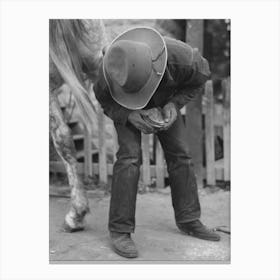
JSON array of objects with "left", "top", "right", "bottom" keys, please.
[
  {"left": 102, "top": 27, "right": 167, "bottom": 110},
  {"left": 105, "top": 40, "right": 152, "bottom": 94}
]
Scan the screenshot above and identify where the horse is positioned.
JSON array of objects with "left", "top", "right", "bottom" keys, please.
[{"left": 49, "top": 19, "right": 107, "bottom": 232}]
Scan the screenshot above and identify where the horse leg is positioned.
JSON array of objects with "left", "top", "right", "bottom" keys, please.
[{"left": 50, "top": 91, "right": 89, "bottom": 232}]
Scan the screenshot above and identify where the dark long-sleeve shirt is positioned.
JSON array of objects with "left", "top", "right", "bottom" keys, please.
[{"left": 93, "top": 36, "right": 211, "bottom": 125}]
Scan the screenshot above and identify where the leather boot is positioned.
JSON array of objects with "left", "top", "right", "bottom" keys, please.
[
  {"left": 177, "top": 220, "right": 221, "bottom": 241},
  {"left": 110, "top": 231, "right": 138, "bottom": 258}
]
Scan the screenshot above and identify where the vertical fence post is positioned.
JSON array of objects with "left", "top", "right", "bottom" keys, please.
[
  {"left": 186, "top": 20, "right": 204, "bottom": 188},
  {"left": 156, "top": 136, "right": 165, "bottom": 188},
  {"left": 97, "top": 104, "right": 108, "bottom": 184},
  {"left": 84, "top": 126, "right": 93, "bottom": 177},
  {"left": 222, "top": 78, "right": 231, "bottom": 181},
  {"left": 141, "top": 133, "right": 151, "bottom": 186},
  {"left": 205, "top": 80, "right": 216, "bottom": 185}
]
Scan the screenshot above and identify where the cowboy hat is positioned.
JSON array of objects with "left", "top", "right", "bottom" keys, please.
[{"left": 103, "top": 27, "right": 167, "bottom": 110}]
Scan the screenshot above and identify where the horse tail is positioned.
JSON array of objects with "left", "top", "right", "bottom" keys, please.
[{"left": 49, "top": 19, "right": 104, "bottom": 127}]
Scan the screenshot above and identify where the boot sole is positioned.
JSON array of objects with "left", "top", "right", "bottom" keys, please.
[
  {"left": 111, "top": 245, "right": 138, "bottom": 258},
  {"left": 179, "top": 229, "right": 221, "bottom": 241}
]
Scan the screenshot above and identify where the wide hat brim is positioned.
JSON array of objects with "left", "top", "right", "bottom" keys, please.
[{"left": 103, "top": 27, "right": 167, "bottom": 110}]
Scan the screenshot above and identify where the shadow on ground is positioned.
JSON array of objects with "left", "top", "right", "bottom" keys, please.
[{"left": 49, "top": 189, "right": 230, "bottom": 263}]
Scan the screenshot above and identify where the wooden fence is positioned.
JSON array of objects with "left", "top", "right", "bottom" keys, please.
[
  {"left": 204, "top": 78, "right": 231, "bottom": 185},
  {"left": 50, "top": 78, "right": 230, "bottom": 188}
]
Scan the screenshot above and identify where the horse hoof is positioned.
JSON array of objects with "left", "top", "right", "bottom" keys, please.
[{"left": 62, "top": 221, "right": 85, "bottom": 233}]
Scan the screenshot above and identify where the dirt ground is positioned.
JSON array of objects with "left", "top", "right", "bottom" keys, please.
[{"left": 49, "top": 188, "right": 230, "bottom": 263}]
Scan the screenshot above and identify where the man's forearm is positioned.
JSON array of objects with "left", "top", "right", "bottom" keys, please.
[{"left": 169, "top": 85, "right": 204, "bottom": 110}]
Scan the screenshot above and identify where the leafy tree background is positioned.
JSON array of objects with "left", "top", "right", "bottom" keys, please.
[{"left": 204, "top": 19, "right": 230, "bottom": 79}]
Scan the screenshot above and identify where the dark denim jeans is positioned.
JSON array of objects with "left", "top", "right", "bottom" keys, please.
[{"left": 109, "top": 111, "right": 201, "bottom": 233}]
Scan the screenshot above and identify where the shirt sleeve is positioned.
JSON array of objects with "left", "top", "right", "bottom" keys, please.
[
  {"left": 93, "top": 74, "right": 132, "bottom": 125},
  {"left": 168, "top": 48, "right": 211, "bottom": 110}
]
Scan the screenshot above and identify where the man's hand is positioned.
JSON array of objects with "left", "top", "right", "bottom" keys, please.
[
  {"left": 161, "top": 102, "right": 178, "bottom": 130},
  {"left": 128, "top": 110, "right": 155, "bottom": 134}
]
